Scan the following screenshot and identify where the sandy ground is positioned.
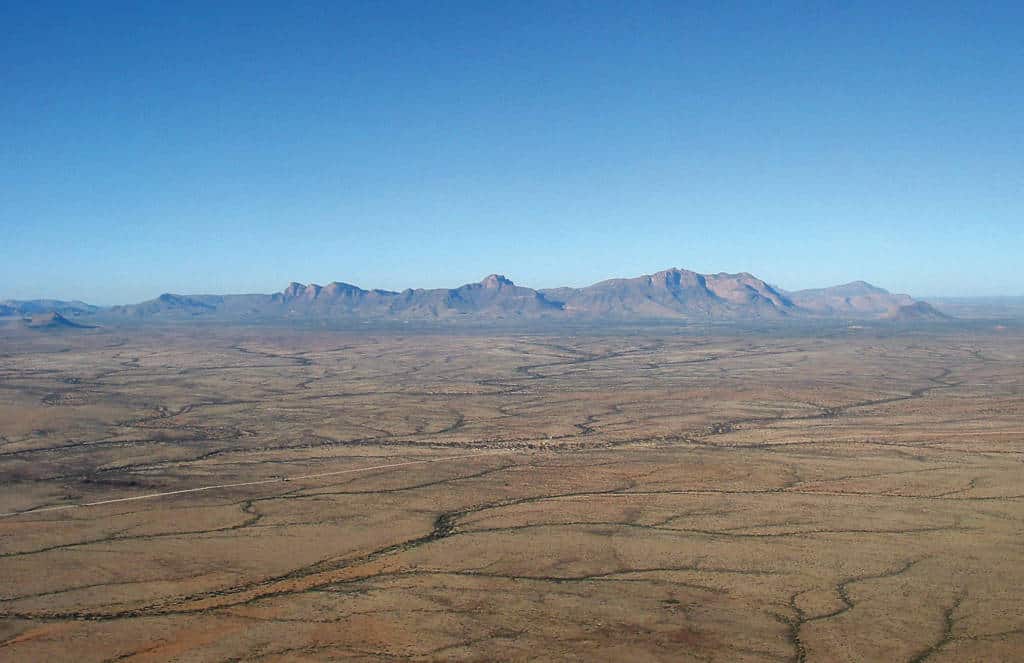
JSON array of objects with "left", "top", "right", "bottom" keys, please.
[{"left": 0, "top": 325, "right": 1021, "bottom": 661}]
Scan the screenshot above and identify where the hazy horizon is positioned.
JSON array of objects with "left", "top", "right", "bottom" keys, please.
[
  {"left": 5, "top": 266, "right": 1024, "bottom": 308},
  {"left": 3, "top": 3, "right": 1022, "bottom": 303}
]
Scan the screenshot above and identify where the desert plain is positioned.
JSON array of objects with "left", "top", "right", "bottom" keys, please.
[{"left": 0, "top": 324, "right": 1021, "bottom": 661}]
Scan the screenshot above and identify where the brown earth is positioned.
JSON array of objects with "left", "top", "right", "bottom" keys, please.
[{"left": 0, "top": 325, "right": 1021, "bottom": 661}]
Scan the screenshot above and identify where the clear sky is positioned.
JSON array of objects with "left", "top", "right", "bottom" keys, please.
[{"left": 2, "top": 2, "right": 1022, "bottom": 304}]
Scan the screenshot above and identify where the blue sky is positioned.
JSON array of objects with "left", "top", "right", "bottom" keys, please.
[{"left": 2, "top": 1, "right": 1021, "bottom": 304}]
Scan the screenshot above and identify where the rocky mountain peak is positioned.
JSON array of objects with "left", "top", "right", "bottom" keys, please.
[{"left": 481, "top": 274, "right": 513, "bottom": 289}]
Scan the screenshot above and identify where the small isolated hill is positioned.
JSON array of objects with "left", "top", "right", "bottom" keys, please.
[{"left": 24, "top": 312, "right": 95, "bottom": 330}]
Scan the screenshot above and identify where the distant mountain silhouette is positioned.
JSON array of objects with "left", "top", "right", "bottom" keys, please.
[
  {"left": 541, "top": 268, "right": 793, "bottom": 319},
  {"left": 5, "top": 269, "right": 949, "bottom": 325},
  {"left": 925, "top": 296, "right": 1024, "bottom": 320},
  {"left": 0, "top": 299, "right": 98, "bottom": 318},
  {"left": 108, "top": 293, "right": 224, "bottom": 317},
  {"left": 266, "top": 274, "right": 564, "bottom": 320},
  {"left": 785, "top": 281, "right": 916, "bottom": 317}
]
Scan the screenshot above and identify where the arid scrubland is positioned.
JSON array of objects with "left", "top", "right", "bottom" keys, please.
[{"left": 0, "top": 326, "right": 1021, "bottom": 661}]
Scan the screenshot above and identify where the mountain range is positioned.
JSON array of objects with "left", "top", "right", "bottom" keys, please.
[{"left": 2, "top": 268, "right": 948, "bottom": 326}]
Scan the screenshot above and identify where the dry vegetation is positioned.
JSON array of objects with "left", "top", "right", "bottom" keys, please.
[{"left": 0, "top": 325, "right": 1022, "bottom": 661}]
